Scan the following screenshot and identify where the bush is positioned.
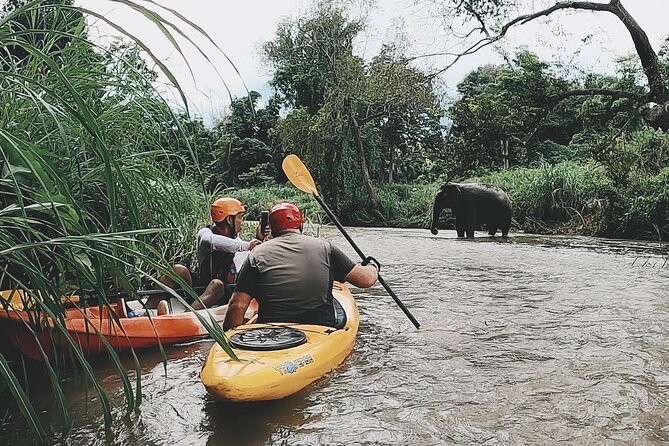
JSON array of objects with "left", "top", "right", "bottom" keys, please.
[
  {"left": 618, "top": 167, "right": 669, "bottom": 239},
  {"left": 377, "top": 183, "right": 436, "bottom": 228}
]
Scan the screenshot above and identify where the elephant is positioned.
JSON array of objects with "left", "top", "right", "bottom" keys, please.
[{"left": 430, "top": 182, "right": 512, "bottom": 238}]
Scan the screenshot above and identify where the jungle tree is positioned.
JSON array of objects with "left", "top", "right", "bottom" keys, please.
[
  {"left": 445, "top": 50, "right": 643, "bottom": 174},
  {"left": 264, "top": 5, "right": 444, "bottom": 216},
  {"left": 264, "top": 6, "right": 371, "bottom": 212},
  {"left": 209, "top": 91, "right": 281, "bottom": 188},
  {"left": 215, "top": 91, "right": 280, "bottom": 146},
  {"left": 366, "top": 45, "right": 445, "bottom": 183}
]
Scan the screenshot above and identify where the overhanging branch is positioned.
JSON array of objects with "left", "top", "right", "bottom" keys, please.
[
  {"left": 548, "top": 88, "right": 645, "bottom": 104},
  {"left": 421, "top": 1, "right": 667, "bottom": 102},
  {"left": 498, "top": 1, "right": 615, "bottom": 36}
]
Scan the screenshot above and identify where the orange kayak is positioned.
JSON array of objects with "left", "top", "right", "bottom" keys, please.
[{"left": 0, "top": 290, "right": 254, "bottom": 361}]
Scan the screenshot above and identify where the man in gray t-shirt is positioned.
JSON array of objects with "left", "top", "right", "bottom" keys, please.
[{"left": 224, "top": 203, "right": 379, "bottom": 329}]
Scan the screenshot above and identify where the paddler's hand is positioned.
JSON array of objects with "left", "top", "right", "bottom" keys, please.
[
  {"left": 256, "top": 224, "right": 271, "bottom": 241},
  {"left": 361, "top": 256, "right": 381, "bottom": 272}
]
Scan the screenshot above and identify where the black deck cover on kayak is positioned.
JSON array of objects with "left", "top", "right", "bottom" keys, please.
[{"left": 230, "top": 327, "right": 307, "bottom": 351}]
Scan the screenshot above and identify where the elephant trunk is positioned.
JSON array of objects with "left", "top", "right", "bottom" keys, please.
[{"left": 430, "top": 200, "right": 443, "bottom": 235}]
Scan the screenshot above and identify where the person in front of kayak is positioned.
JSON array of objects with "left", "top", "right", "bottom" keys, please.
[
  {"left": 223, "top": 202, "right": 379, "bottom": 329},
  {"left": 146, "top": 197, "right": 265, "bottom": 314}
]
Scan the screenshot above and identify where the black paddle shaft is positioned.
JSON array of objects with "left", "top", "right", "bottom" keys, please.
[{"left": 313, "top": 194, "right": 420, "bottom": 329}]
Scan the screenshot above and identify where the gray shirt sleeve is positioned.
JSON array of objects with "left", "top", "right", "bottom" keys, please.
[{"left": 330, "top": 244, "right": 356, "bottom": 282}]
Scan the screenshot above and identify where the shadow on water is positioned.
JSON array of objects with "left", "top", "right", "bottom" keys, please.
[{"left": 203, "top": 393, "right": 315, "bottom": 446}]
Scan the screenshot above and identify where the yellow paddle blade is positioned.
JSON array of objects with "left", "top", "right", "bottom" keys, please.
[{"left": 282, "top": 154, "right": 318, "bottom": 195}]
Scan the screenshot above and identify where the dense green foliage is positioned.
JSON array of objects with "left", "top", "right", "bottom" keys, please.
[
  {"left": 472, "top": 163, "right": 613, "bottom": 234},
  {"left": 436, "top": 47, "right": 669, "bottom": 239},
  {"left": 262, "top": 6, "right": 445, "bottom": 215},
  {"left": 0, "top": 1, "right": 232, "bottom": 442}
]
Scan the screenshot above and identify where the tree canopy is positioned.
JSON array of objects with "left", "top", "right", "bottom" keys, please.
[
  {"left": 262, "top": 4, "right": 444, "bottom": 217},
  {"left": 422, "top": 0, "right": 669, "bottom": 130}
]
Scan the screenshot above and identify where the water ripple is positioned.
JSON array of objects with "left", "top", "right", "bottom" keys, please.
[{"left": 2, "top": 229, "right": 669, "bottom": 445}]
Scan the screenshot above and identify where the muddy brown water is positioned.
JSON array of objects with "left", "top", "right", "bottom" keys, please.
[{"left": 1, "top": 227, "right": 669, "bottom": 445}]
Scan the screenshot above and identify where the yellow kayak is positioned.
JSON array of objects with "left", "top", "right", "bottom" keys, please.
[{"left": 200, "top": 282, "right": 359, "bottom": 402}]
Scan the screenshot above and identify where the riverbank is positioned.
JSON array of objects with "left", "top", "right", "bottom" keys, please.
[{"left": 231, "top": 161, "right": 669, "bottom": 242}]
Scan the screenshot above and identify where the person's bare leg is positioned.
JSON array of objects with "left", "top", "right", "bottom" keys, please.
[
  {"left": 191, "top": 279, "right": 226, "bottom": 310},
  {"left": 117, "top": 297, "right": 128, "bottom": 318},
  {"left": 146, "top": 264, "right": 192, "bottom": 309}
]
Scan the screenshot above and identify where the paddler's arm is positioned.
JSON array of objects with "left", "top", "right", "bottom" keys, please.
[
  {"left": 331, "top": 245, "right": 379, "bottom": 289},
  {"left": 223, "top": 291, "right": 253, "bottom": 330},
  {"left": 224, "top": 256, "right": 258, "bottom": 330},
  {"left": 345, "top": 263, "right": 379, "bottom": 288}
]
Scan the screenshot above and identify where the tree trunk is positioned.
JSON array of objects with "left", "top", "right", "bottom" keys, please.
[
  {"left": 388, "top": 145, "right": 394, "bottom": 184},
  {"left": 640, "top": 101, "right": 669, "bottom": 131},
  {"left": 346, "top": 103, "right": 382, "bottom": 213},
  {"left": 608, "top": 0, "right": 665, "bottom": 101},
  {"left": 324, "top": 141, "right": 339, "bottom": 213}
]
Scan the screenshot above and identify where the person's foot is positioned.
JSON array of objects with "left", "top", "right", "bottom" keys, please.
[{"left": 157, "top": 300, "right": 170, "bottom": 316}]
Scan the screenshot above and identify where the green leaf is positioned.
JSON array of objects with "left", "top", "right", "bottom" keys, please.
[{"left": 0, "top": 353, "right": 49, "bottom": 445}]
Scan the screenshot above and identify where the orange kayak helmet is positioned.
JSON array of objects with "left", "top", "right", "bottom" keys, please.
[
  {"left": 269, "top": 202, "right": 303, "bottom": 235},
  {"left": 211, "top": 197, "right": 245, "bottom": 223}
]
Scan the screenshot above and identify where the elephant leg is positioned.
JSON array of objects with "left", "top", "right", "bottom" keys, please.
[
  {"left": 455, "top": 216, "right": 465, "bottom": 237},
  {"left": 501, "top": 225, "right": 510, "bottom": 237},
  {"left": 488, "top": 226, "right": 498, "bottom": 236},
  {"left": 465, "top": 209, "right": 476, "bottom": 238}
]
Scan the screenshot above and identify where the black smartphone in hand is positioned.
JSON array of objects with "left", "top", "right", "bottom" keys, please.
[{"left": 260, "top": 211, "right": 269, "bottom": 234}]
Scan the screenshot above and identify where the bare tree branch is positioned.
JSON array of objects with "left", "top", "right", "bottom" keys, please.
[
  {"left": 418, "top": 1, "right": 667, "bottom": 105},
  {"left": 547, "top": 88, "right": 646, "bottom": 103},
  {"left": 498, "top": 2, "right": 665, "bottom": 100}
]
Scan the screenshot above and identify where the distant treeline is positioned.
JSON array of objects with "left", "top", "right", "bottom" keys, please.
[{"left": 181, "top": 14, "right": 669, "bottom": 240}]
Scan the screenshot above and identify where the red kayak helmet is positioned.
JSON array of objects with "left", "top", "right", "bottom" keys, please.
[{"left": 269, "top": 202, "right": 303, "bottom": 236}]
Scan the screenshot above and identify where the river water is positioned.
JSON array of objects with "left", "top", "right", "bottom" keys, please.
[{"left": 2, "top": 227, "right": 669, "bottom": 445}]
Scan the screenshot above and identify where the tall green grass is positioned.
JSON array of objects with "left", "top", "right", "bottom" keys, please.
[
  {"left": 237, "top": 162, "right": 665, "bottom": 240},
  {"left": 618, "top": 167, "right": 669, "bottom": 240},
  {"left": 232, "top": 182, "right": 439, "bottom": 229},
  {"left": 377, "top": 183, "right": 436, "bottom": 228},
  {"left": 0, "top": 1, "right": 237, "bottom": 443},
  {"left": 472, "top": 162, "right": 613, "bottom": 233}
]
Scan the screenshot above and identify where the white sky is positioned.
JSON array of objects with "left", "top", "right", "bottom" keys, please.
[{"left": 81, "top": 0, "right": 669, "bottom": 124}]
